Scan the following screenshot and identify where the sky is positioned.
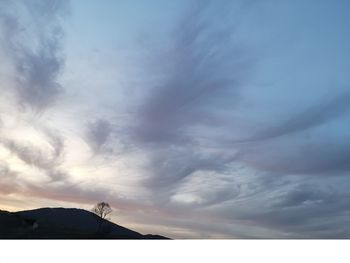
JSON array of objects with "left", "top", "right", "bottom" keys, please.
[{"left": 0, "top": 0, "right": 350, "bottom": 239}]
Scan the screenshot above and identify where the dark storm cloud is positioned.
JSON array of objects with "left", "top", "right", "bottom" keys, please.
[{"left": 0, "top": 0, "right": 69, "bottom": 110}]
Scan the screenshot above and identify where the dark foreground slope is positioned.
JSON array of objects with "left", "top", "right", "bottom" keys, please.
[{"left": 0, "top": 208, "right": 169, "bottom": 239}]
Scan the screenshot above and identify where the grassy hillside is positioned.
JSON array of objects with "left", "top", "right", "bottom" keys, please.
[{"left": 0, "top": 208, "right": 169, "bottom": 239}]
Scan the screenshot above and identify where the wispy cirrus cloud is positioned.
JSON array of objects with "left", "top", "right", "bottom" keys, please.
[
  {"left": 129, "top": 1, "right": 255, "bottom": 195},
  {"left": 1, "top": 0, "right": 350, "bottom": 239},
  {"left": 234, "top": 91, "right": 350, "bottom": 143},
  {"left": 0, "top": 0, "right": 69, "bottom": 110},
  {"left": 85, "top": 118, "right": 113, "bottom": 154}
]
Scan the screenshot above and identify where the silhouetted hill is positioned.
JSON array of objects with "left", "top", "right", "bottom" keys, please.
[{"left": 0, "top": 208, "right": 170, "bottom": 239}]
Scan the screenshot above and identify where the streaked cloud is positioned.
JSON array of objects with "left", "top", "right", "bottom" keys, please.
[
  {"left": 0, "top": 0, "right": 350, "bottom": 238},
  {"left": 0, "top": 0, "right": 69, "bottom": 110}
]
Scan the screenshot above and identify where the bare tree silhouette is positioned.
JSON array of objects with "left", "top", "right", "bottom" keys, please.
[
  {"left": 92, "top": 202, "right": 112, "bottom": 237},
  {"left": 92, "top": 202, "right": 112, "bottom": 219}
]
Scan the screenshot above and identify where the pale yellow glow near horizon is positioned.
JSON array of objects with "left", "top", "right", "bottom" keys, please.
[
  {"left": 0, "top": 144, "right": 11, "bottom": 160},
  {"left": 0, "top": 112, "right": 149, "bottom": 210}
]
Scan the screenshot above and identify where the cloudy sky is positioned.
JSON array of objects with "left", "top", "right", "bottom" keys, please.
[{"left": 1, "top": 0, "right": 350, "bottom": 238}]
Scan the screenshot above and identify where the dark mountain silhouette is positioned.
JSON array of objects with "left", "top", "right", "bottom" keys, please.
[{"left": 0, "top": 207, "right": 170, "bottom": 239}]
